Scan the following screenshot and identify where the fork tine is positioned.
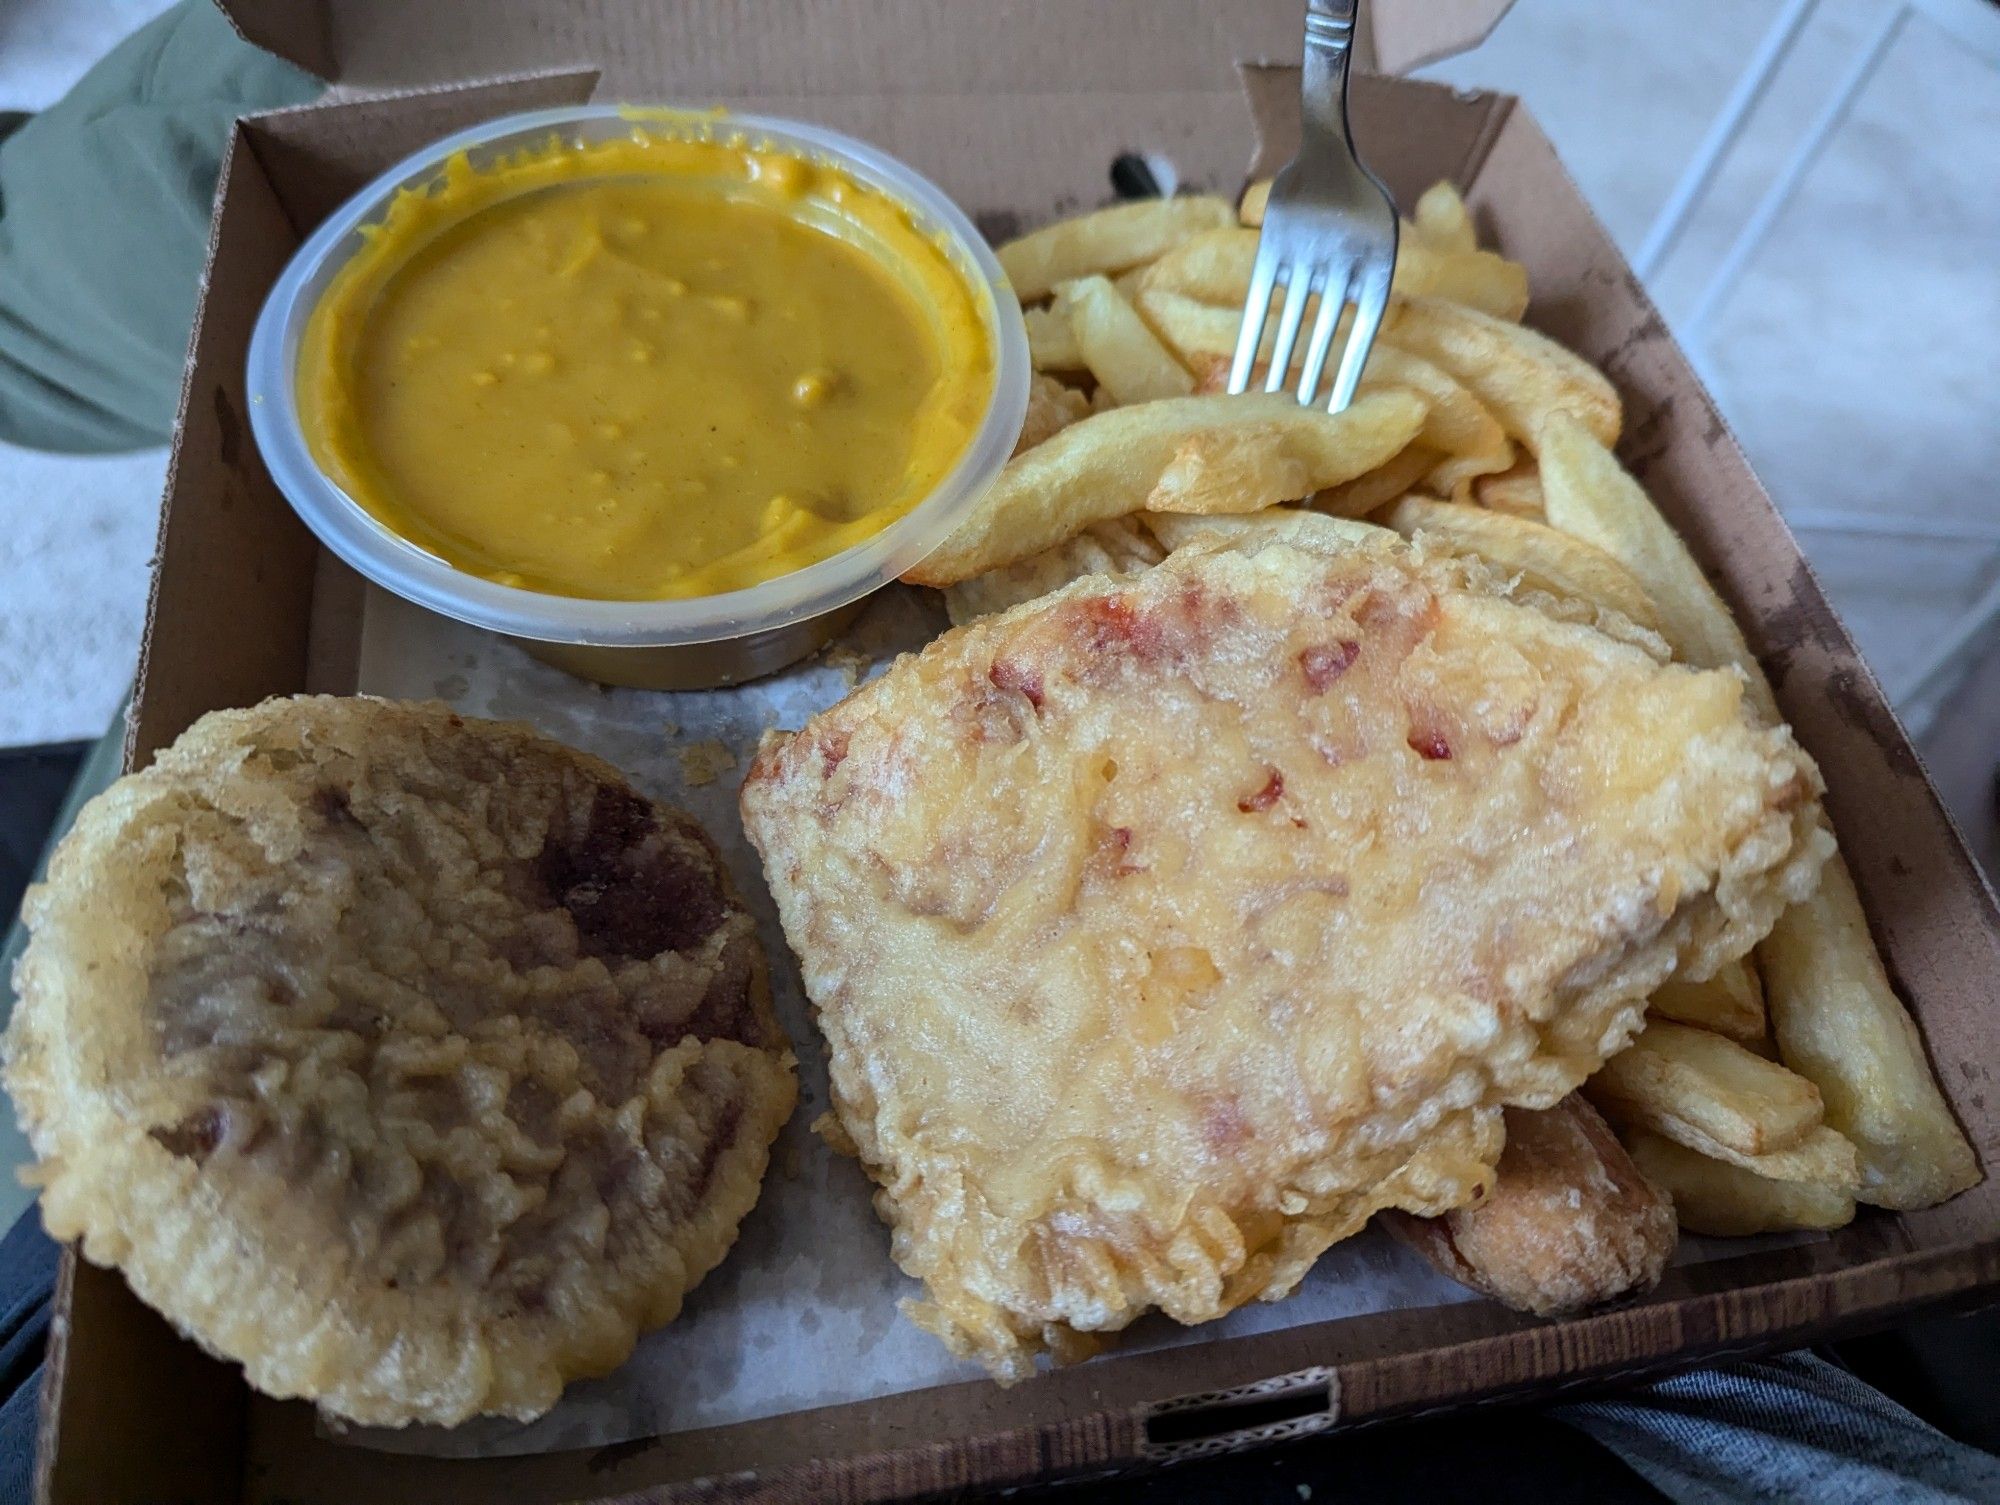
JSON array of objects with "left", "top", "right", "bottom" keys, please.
[
  {"left": 1227, "top": 249, "right": 1282, "bottom": 394},
  {"left": 1324, "top": 262, "right": 1392, "bottom": 413},
  {"left": 1294, "top": 265, "right": 1352, "bottom": 407},
  {"left": 1262, "top": 264, "right": 1314, "bottom": 393}
]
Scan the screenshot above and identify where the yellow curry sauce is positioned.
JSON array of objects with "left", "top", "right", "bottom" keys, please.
[{"left": 297, "top": 129, "right": 993, "bottom": 600}]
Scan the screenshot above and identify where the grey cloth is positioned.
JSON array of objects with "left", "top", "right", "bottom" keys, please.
[{"left": 1555, "top": 1351, "right": 2000, "bottom": 1503}]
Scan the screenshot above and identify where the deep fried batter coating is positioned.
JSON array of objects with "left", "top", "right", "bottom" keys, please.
[
  {"left": 4, "top": 697, "right": 795, "bottom": 1426},
  {"left": 1015, "top": 372, "right": 1091, "bottom": 457},
  {"left": 1383, "top": 1096, "right": 1676, "bottom": 1315},
  {"left": 944, "top": 516, "right": 1165, "bottom": 625},
  {"left": 741, "top": 539, "right": 1829, "bottom": 1378}
]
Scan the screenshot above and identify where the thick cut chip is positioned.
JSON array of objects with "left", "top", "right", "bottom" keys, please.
[
  {"left": 1313, "top": 442, "right": 1441, "bottom": 519},
  {"left": 1625, "top": 1131, "right": 1857, "bottom": 1236},
  {"left": 1585, "top": 1019, "right": 1823, "bottom": 1157},
  {"left": 1053, "top": 275, "right": 1194, "bottom": 405},
  {"left": 1239, "top": 178, "right": 1271, "bottom": 226},
  {"left": 3, "top": 697, "right": 797, "bottom": 1426},
  {"left": 1382, "top": 495, "right": 1663, "bottom": 635},
  {"left": 743, "top": 540, "right": 1830, "bottom": 1379},
  {"left": 1141, "top": 226, "right": 1528, "bottom": 321},
  {"left": 1411, "top": 181, "right": 1479, "bottom": 255},
  {"left": 904, "top": 390, "right": 1425, "bottom": 586},
  {"left": 1539, "top": 413, "right": 1771, "bottom": 715},
  {"left": 1758, "top": 861, "right": 1982, "bottom": 1208},
  {"left": 998, "top": 196, "right": 1233, "bottom": 301},
  {"left": 1023, "top": 305, "right": 1082, "bottom": 371},
  {"left": 1650, "top": 957, "right": 1766, "bottom": 1044},
  {"left": 1197, "top": 345, "right": 1513, "bottom": 495},
  {"left": 1477, "top": 458, "right": 1547, "bottom": 519},
  {"left": 1539, "top": 412, "right": 1979, "bottom": 1208},
  {"left": 1135, "top": 283, "right": 1263, "bottom": 368},
  {"left": 1386, "top": 298, "right": 1621, "bottom": 451}
]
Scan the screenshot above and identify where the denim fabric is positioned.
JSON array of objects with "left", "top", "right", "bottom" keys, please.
[
  {"left": 1555, "top": 1351, "right": 2000, "bottom": 1504},
  {"left": 0, "top": 1211, "right": 58, "bottom": 1505}
]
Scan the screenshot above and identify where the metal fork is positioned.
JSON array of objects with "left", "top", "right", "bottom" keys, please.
[{"left": 1227, "top": 0, "right": 1398, "bottom": 412}]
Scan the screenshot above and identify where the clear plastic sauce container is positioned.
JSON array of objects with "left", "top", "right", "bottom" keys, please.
[{"left": 247, "top": 105, "right": 1029, "bottom": 689}]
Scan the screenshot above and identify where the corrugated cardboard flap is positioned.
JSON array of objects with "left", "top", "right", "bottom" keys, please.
[
  {"left": 1360, "top": 0, "right": 1514, "bottom": 76},
  {"left": 217, "top": 0, "right": 1516, "bottom": 93}
]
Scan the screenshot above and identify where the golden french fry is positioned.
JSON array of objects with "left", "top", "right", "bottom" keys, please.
[
  {"left": 1197, "top": 345, "right": 1513, "bottom": 494},
  {"left": 1142, "top": 506, "right": 1393, "bottom": 556},
  {"left": 1426, "top": 444, "right": 1516, "bottom": 507},
  {"left": 998, "top": 196, "right": 1234, "bottom": 302},
  {"left": 1411, "top": 181, "right": 1478, "bottom": 255},
  {"left": 1386, "top": 298, "right": 1620, "bottom": 451},
  {"left": 1136, "top": 227, "right": 1257, "bottom": 305},
  {"left": 1023, "top": 305, "right": 1082, "bottom": 371},
  {"left": 1112, "top": 265, "right": 1149, "bottom": 302},
  {"left": 1708, "top": 1125, "right": 1862, "bottom": 1190},
  {"left": 905, "top": 389, "right": 1426, "bottom": 586},
  {"left": 1015, "top": 373, "right": 1090, "bottom": 457},
  {"left": 1089, "top": 383, "right": 1119, "bottom": 414},
  {"left": 1624, "top": 1131, "right": 1856, "bottom": 1237},
  {"left": 1136, "top": 284, "right": 1236, "bottom": 365},
  {"left": 1538, "top": 412, "right": 1773, "bottom": 716},
  {"left": 1475, "top": 457, "right": 1546, "bottom": 519},
  {"left": 1381, "top": 495, "right": 1663, "bottom": 634},
  {"left": 944, "top": 517, "right": 1165, "bottom": 626},
  {"left": 1140, "top": 226, "right": 1528, "bottom": 321},
  {"left": 1240, "top": 178, "right": 1270, "bottom": 226},
  {"left": 1052, "top": 275, "right": 1193, "bottom": 405},
  {"left": 1134, "top": 285, "right": 1277, "bottom": 369},
  {"left": 1538, "top": 412, "right": 1976, "bottom": 1209},
  {"left": 1363, "top": 347, "right": 1511, "bottom": 473},
  {"left": 1650, "top": 958, "right": 1767, "bottom": 1045},
  {"left": 1760, "top": 861, "right": 1982, "bottom": 1209},
  {"left": 1399, "top": 240, "right": 1530, "bottom": 321},
  {"left": 1313, "top": 443, "right": 1441, "bottom": 519},
  {"left": 1600, "top": 1107, "right": 1861, "bottom": 1192},
  {"left": 1587, "top": 1020, "right": 1825, "bottom": 1157}
]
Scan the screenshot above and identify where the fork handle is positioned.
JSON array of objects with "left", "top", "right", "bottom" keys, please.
[{"left": 1301, "top": 0, "right": 1360, "bottom": 140}]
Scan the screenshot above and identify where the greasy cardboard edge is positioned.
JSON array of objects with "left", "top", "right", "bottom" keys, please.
[
  {"left": 47, "top": 46, "right": 2000, "bottom": 1505},
  {"left": 237, "top": 1237, "right": 1999, "bottom": 1504}
]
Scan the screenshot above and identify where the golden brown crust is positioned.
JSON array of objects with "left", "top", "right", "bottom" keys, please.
[
  {"left": 742, "top": 539, "right": 1827, "bottom": 1379},
  {"left": 4, "top": 696, "right": 795, "bottom": 1426},
  {"left": 1383, "top": 1096, "right": 1677, "bottom": 1315},
  {"left": 943, "top": 516, "right": 1166, "bottom": 626}
]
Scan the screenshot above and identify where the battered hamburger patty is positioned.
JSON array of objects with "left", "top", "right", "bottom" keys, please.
[{"left": 4, "top": 696, "right": 795, "bottom": 1426}]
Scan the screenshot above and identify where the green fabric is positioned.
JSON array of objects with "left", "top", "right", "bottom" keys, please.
[
  {"left": 0, "top": 714, "right": 127, "bottom": 1028},
  {"left": 0, "top": 0, "right": 321, "bottom": 453}
]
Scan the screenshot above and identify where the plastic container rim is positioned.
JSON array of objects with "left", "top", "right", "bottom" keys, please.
[{"left": 245, "top": 103, "right": 1029, "bottom": 647}]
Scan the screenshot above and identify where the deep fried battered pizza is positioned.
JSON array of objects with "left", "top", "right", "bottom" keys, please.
[
  {"left": 4, "top": 697, "right": 795, "bottom": 1426},
  {"left": 1383, "top": 1096, "right": 1676, "bottom": 1315},
  {"left": 741, "top": 538, "right": 1828, "bottom": 1379}
]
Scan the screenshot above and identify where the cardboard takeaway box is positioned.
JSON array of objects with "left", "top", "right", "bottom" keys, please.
[{"left": 46, "top": 1, "right": 2000, "bottom": 1500}]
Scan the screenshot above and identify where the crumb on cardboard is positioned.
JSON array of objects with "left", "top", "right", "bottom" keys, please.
[
  {"left": 677, "top": 739, "right": 737, "bottom": 787},
  {"left": 822, "top": 641, "right": 873, "bottom": 688}
]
